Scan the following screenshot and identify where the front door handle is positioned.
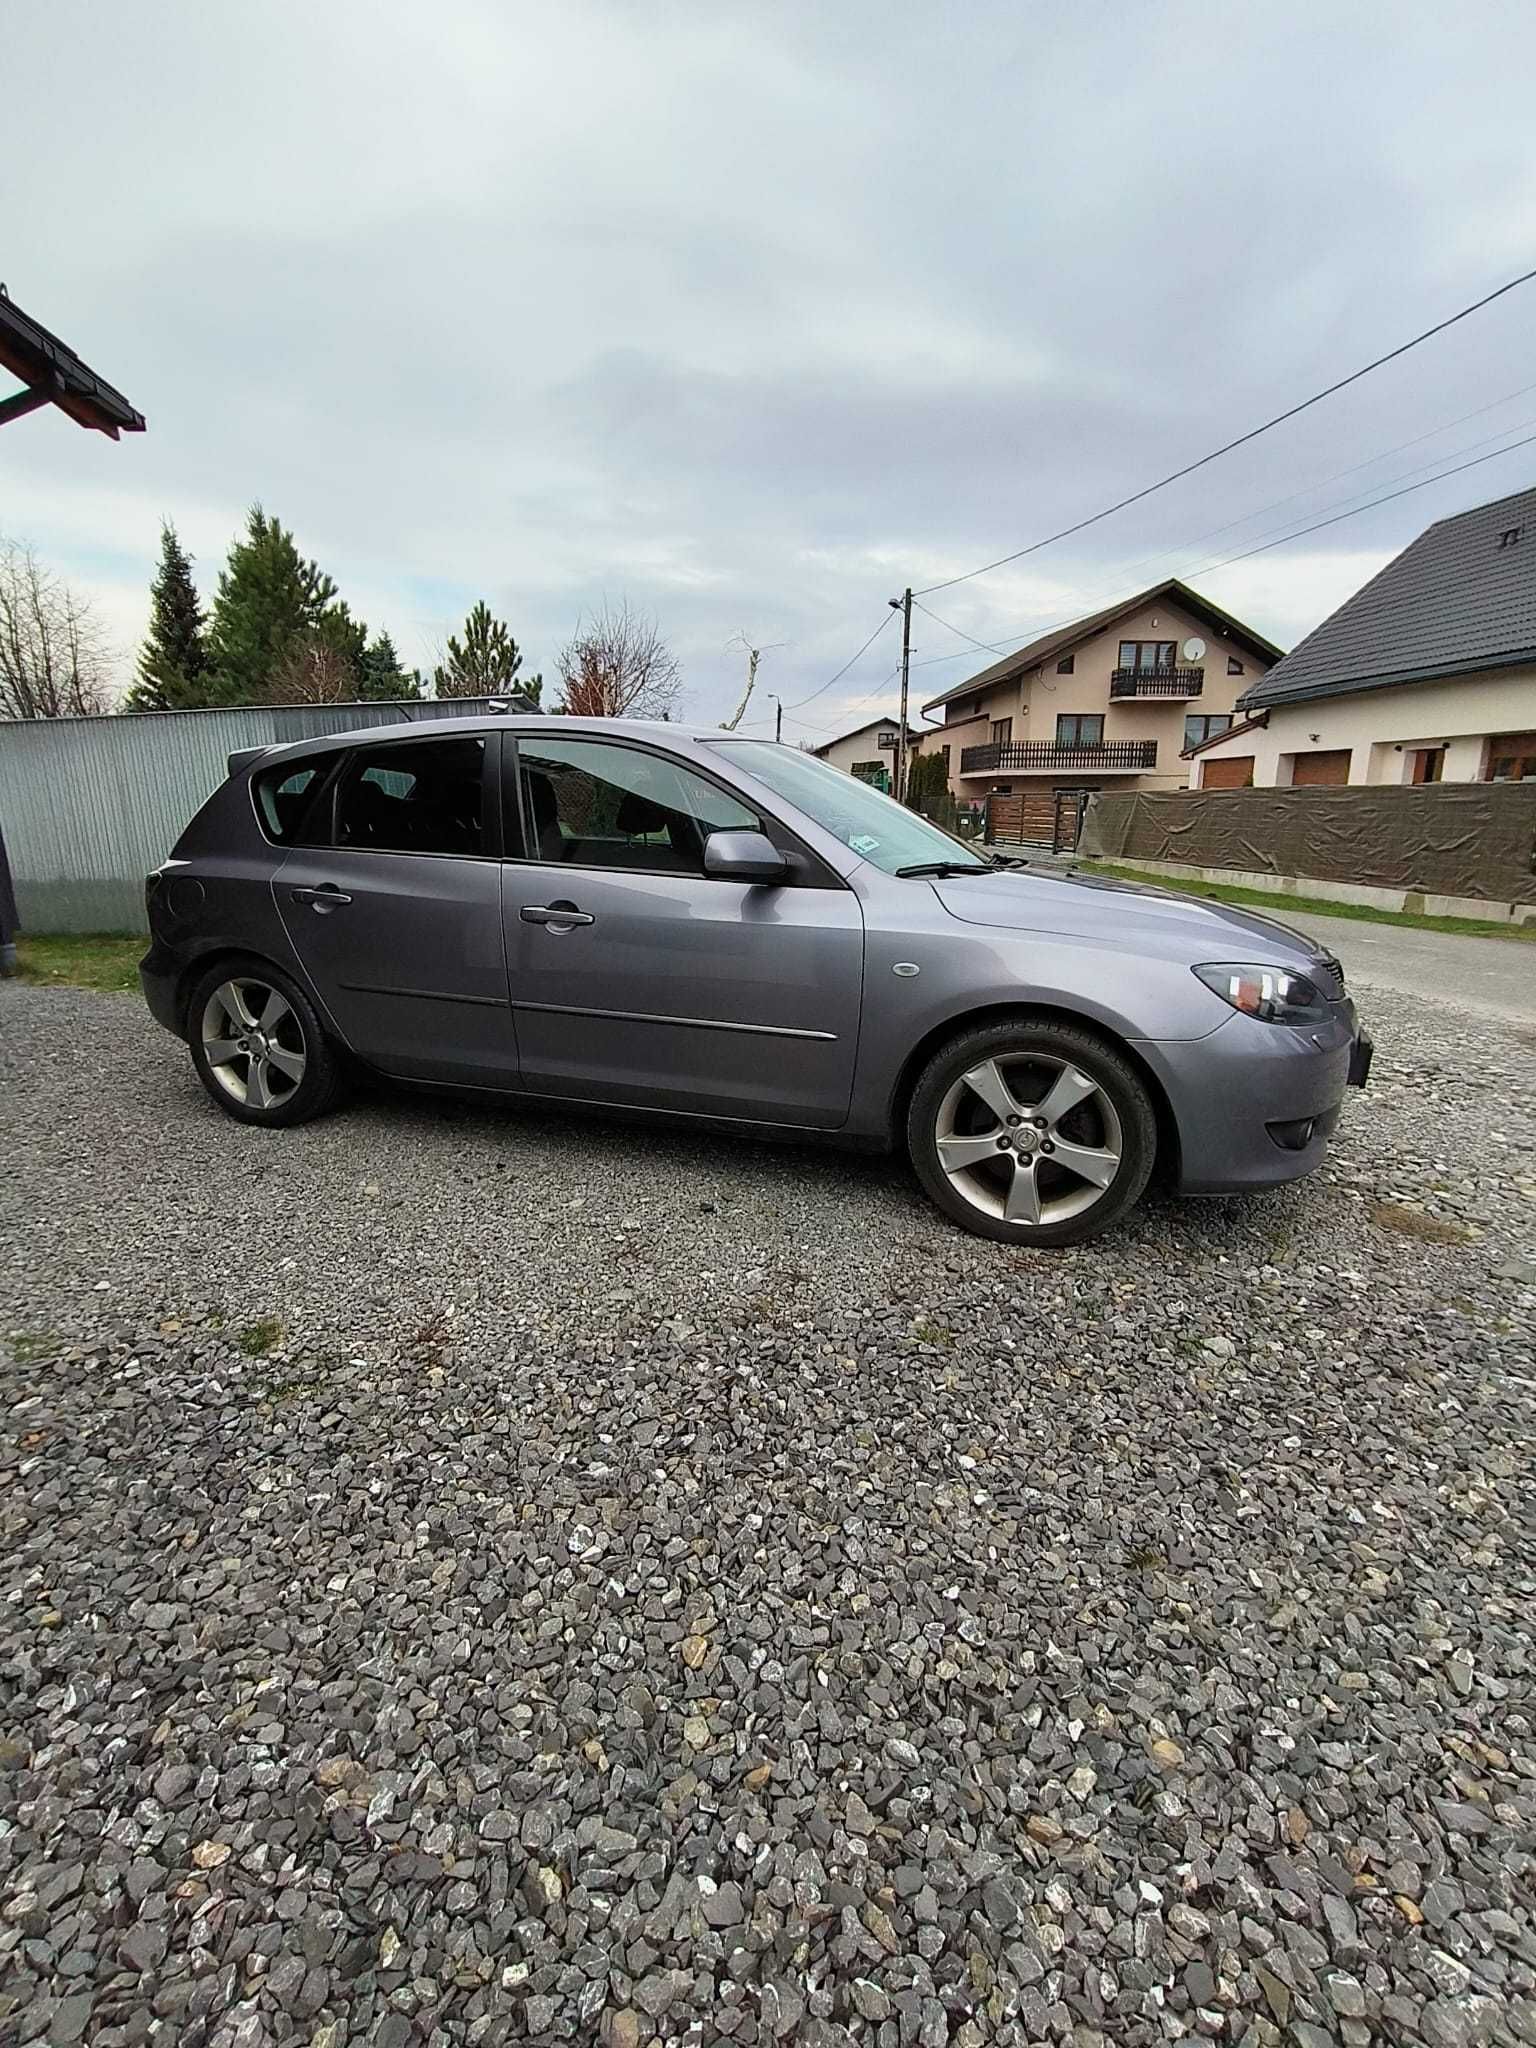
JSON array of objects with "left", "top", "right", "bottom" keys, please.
[
  {"left": 291, "top": 884, "right": 353, "bottom": 911},
  {"left": 520, "top": 902, "right": 594, "bottom": 929}
]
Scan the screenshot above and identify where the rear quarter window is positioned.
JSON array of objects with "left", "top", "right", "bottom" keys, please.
[{"left": 253, "top": 761, "right": 325, "bottom": 844}]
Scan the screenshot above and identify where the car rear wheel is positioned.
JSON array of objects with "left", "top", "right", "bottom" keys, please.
[
  {"left": 907, "top": 1018, "right": 1156, "bottom": 1246},
  {"left": 187, "top": 958, "right": 344, "bottom": 1127}
]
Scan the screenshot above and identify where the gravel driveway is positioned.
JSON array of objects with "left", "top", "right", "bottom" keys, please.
[{"left": 1, "top": 978, "right": 1532, "bottom": 2048}]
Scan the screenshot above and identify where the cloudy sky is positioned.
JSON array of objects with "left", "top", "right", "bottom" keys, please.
[{"left": 6, "top": 1, "right": 1535, "bottom": 741}]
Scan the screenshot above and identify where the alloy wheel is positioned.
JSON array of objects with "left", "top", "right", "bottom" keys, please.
[
  {"left": 201, "top": 978, "right": 307, "bottom": 1111},
  {"left": 933, "top": 1053, "right": 1123, "bottom": 1227}
]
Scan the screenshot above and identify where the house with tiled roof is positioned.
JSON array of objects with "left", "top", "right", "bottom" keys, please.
[
  {"left": 1191, "top": 484, "right": 1536, "bottom": 790},
  {"left": 921, "top": 579, "right": 1280, "bottom": 842}
]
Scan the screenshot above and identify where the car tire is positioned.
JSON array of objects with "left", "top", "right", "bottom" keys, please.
[
  {"left": 907, "top": 1017, "right": 1156, "bottom": 1247},
  {"left": 186, "top": 956, "right": 345, "bottom": 1128}
]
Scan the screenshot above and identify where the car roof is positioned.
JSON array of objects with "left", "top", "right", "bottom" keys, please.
[{"left": 242, "top": 715, "right": 759, "bottom": 772}]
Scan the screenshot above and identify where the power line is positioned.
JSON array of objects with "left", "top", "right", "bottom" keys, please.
[
  {"left": 784, "top": 608, "right": 895, "bottom": 710},
  {"left": 914, "top": 264, "right": 1536, "bottom": 595},
  {"left": 906, "top": 407, "right": 1536, "bottom": 679},
  {"left": 911, "top": 598, "right": 1012, "bottom": 655},
  {"left": 1182, "top": 425, "right": 1536, "bottom": 578},
  {"left": 777, "top": 667, "right": 903, "bottom": 738},
  {"left": 910, "top": 425, "right": 1536, "bottom": 708}
]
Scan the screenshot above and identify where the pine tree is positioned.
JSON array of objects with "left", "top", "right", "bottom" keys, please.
[
  {"left": 433, "top": 600, "right": 530, "bottom": 699},
  {"left": 357, "top": 631, "right": 421, "bottom": 701},
  {"left": 206, "top": 506, "right": 365, "bottom": 705},
  {"left": 125, "top": 523, "right": 210, "bottom": 710}
]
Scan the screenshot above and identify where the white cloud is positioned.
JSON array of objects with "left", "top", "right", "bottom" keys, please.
[{"left": 5, "top": 0, "right": 1535, "bottom": 715}]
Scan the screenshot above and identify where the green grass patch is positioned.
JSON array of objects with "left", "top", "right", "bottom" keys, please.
[
  {"left": 237, "top": 1318, "right": 285, "bottom": 1358},
  {"left": 911, "top": 1317, "right": 956, "bottom": 1348},
  {"left": 15, "top": 934, "right": 143, "bottom": 993},
  {"left": 1077, "top": 863, "right": 1536, "bottom": 944},
  {"left": 8, "top": 1332, "right": 60, "bottom": 1366}
]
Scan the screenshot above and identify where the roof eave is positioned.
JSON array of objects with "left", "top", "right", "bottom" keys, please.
[{"left": 1238, "top": 642, "right": 1536, "bottom": 712}]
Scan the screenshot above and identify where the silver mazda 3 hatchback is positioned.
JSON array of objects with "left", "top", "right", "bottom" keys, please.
[{"left": 141, "top": 717, "right": 1371, "bottom": 1247}]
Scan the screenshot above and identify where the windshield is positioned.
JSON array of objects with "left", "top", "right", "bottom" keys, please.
[{"left": 714, "top": 741, "right": 988, "bottom": 875}]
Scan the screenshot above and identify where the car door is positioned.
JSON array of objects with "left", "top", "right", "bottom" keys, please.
[
  {"left": 274, "top": 731, "right": 518, "bottom": 1089},
  {"left": 501, "top": 733, "right": 863, "bottom": 1127}
]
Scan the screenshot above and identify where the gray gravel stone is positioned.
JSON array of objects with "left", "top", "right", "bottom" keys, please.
[{"left": 1, "top": 980, "right": 1533, "bottom": 2048}]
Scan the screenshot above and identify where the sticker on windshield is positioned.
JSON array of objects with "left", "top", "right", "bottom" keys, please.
[{"left": 850, "top": 834, "right": 881, "bottom": 855}]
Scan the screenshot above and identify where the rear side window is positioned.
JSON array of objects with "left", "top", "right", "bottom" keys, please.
[
  {"left": 253, "top": 762, "right": 324, "bottom": 843},
  {"left": 334, "top": 736, "right": 486, "bottom": 857}
]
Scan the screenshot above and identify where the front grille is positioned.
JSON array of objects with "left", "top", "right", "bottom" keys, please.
[{"left": 1311, "top": 953, "right": 1346, "bottom": 1003}]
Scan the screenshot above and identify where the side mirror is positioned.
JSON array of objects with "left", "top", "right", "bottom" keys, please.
[{"left": 703, "top": 829, "right": 789, "bottom": 883}]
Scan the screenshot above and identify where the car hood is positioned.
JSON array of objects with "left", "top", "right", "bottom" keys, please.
[{"left": 931, "top": 866, "right": 1325, "bottom": 964}]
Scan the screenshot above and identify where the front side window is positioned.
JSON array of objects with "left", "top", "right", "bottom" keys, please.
[
  {"left": 1185, "top": 713, "right": 1234, "bottom": 749},
  {"left": 1056, "top": 714, "right": 1105, "bottom": 749},
  {"left": 253, "top": 761, "right": 323, "bottom": 843},
  {"left": 334, "top": 736, "right": 485, "bottom": 856},
  {"left": 517, "top": 737, "right": 760, "bottom": 873},
  {"left": 1118, "top": 640, "right": 1176, "bottom": 671},
  {"left": 713, "top": 741, "right": 982, "bottom": 876}
]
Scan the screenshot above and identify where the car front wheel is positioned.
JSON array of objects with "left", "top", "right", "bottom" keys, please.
[
  {"left": 907, "top": 1018, "right": 1156, "bottom": 1246},
  {"left": 187, "top": 958, "right": 344, "bottom": 1127}
]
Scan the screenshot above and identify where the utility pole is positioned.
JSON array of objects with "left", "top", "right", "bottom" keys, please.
[
  {"left": 889, "top": 586, "right": 912, "bottom": 802},
  {"left": 769, "top": 694, "right": 783, "bottom": 742}
]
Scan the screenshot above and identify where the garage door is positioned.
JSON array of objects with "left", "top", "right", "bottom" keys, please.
[
  {"left": 1291, "top": 750, "right": 1351, "bottom": 787},
  {"left": 1201, "top": 756, "right": 1254, "bottom": 790}
]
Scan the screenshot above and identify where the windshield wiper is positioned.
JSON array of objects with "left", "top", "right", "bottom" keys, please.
[{"left": 894, "top": 860, "right": 995, "bottom": 878}]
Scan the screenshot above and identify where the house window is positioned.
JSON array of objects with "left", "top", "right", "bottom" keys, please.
[
  {"left": 1056, "top": 654, "right": 1075, "bottom": 674},
  {"left": 876, "top": 728, "right": 898, "bottom": 750},
  {"left": 1056, "top": 714, "right": 1104, "bottom": 749},
  {"left": 1117, "top": 640, "right": 1176, "bottom": 672},
  {"left": 1486, "top": 732, "right": 1536, "bottom": 781},
  {"left": 940, "top": 745, "right": 951, "bottom": 776},
  {"left": 1227, "top": 656, "right": 1245, "bottom": 676},
  {"left": 990, "top": 718, "right": 1012, "bottom": 749},
  {"left": 1185, "top": 714, "right": 1234, "bottom": 749}
]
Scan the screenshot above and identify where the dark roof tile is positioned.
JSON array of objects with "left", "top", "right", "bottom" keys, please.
[{"left": 1238, "top": 483, "right": 1536, "bottom": 710}]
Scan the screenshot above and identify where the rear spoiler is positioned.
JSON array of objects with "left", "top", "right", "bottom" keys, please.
[{"left": 227, "top": 745, "right": 271, "bottom": 777}]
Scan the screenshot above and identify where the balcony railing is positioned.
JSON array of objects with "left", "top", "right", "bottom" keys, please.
[
  {"left": 960, "top": 739, "right": 1158, "bottom": 775},
  {"left": 1109, "top": 666, "right": 1204, "bottom": 698}
]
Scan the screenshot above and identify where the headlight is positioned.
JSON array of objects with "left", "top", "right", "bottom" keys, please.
[{"left": 1193, "top": 962, "right": 1327, "bottom": 1026}]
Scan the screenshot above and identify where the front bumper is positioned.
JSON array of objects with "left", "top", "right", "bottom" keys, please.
[{"left": 1141, "top": 1003, "right": 1362, "bottom": 1194}]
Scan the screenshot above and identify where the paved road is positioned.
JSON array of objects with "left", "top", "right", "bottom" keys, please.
[{"left": 1300, "top": 911, "right": 1535, "bottom": 1025}]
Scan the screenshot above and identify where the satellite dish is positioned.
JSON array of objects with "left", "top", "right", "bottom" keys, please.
[{"left": 1182, "top": 637, "right": 1207, "bottom": 662}]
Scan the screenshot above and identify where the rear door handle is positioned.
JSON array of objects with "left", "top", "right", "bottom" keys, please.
[
  {"left": 520, "top": 903, "right": 594, "bottom": 928},
  {"left": 291, "top": 884, "right": 353, "bottom": 911}
]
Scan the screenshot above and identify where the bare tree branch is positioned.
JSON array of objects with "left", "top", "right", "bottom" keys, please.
[
  {"left": 0, "top": 537, "right": 112, "bottom": 719},
  {"left": 265, "top": 635, "right": 357, "bottom": 705},
  {"left": 555, "top": 598, "right": 682, "bottom": 719}
]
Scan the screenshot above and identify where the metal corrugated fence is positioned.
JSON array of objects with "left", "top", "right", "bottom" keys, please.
[{"left": 0, "top": 698, "right": 511, "bottom": 934}]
